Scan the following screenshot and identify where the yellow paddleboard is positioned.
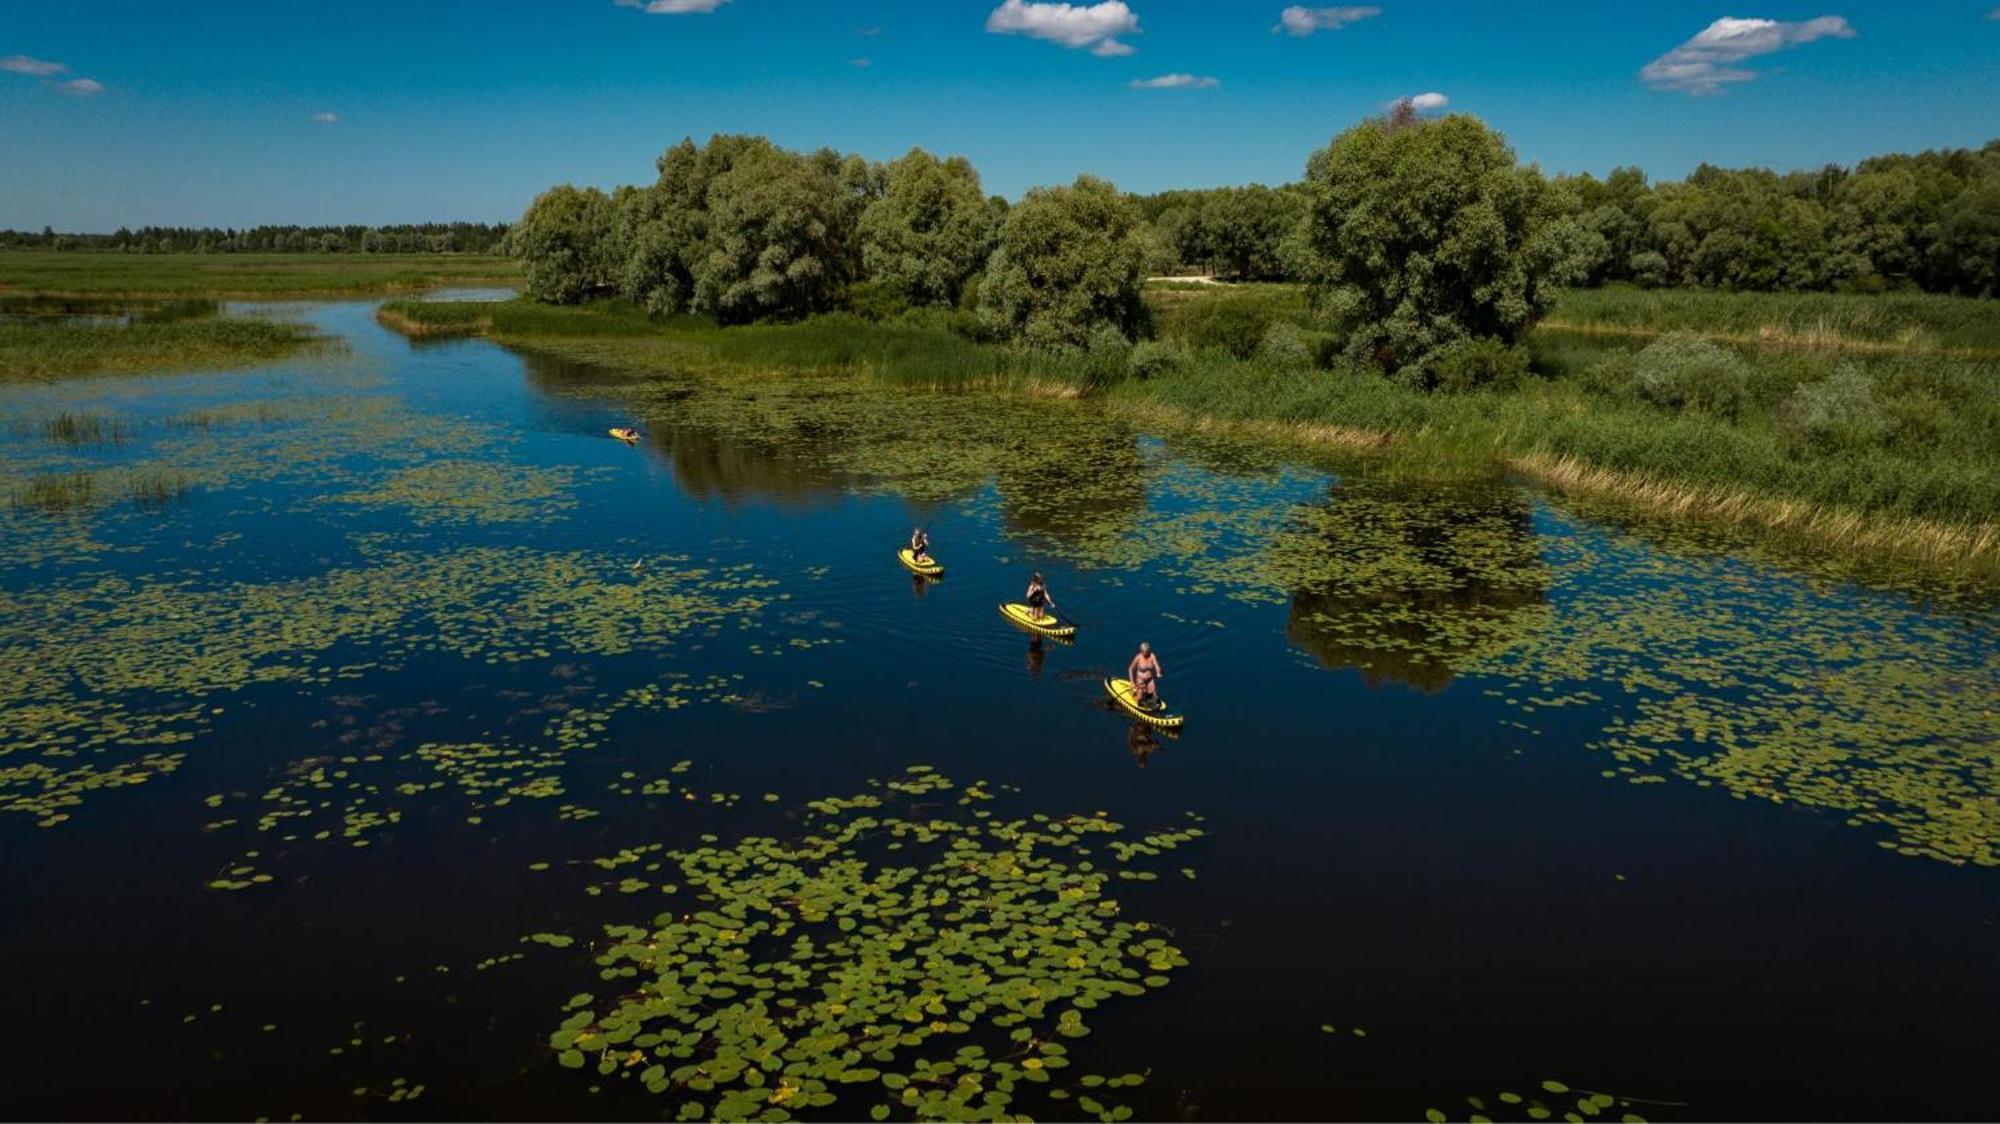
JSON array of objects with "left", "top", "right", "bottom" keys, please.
[
  {"left": 898, "top": 548, "right": 944, "bottom": 577},
  {"left": 999, "top": 602, "right": 1075, "bottom": 639},
  {"left": 1105, "top": 677, "right": 1183, "bottom": 728},
  {"left": 609, "top": 427, "right": 640, "bottom": 442}
]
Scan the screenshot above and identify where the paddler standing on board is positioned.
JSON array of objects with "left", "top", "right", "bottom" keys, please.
[
  {"left": 1127, "top": 642, "right": 1164, "bottom": 710},
  {"left": 1025, "top": 572, "right": 1056, "bottom": 622}
]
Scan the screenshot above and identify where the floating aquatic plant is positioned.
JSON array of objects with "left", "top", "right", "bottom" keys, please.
[{"left": 539, "top": 768, "right": 1200, "bottom": 1122}]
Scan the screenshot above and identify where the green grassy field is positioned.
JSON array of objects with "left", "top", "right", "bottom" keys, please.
[
  {"left": 0, "top": 251, "right": 520, "bottom": 297},
  {"left": 383, "top": 287, "right": 1999, "bottom": 577}
]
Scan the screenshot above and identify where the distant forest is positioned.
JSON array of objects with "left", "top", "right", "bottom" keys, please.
[{"left": 0, "top": 223, "right": 511, "bottom": 255}]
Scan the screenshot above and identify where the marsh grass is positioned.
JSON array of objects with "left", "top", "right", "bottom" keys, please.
[
  {"left": 0, "top": 251, "right": 520, "bottom": 297},
  {"left": 0, "top": 316, "right": 325, "bottom": 380},
  {"left": 8, "top": 465, "right": 192, "bottom": 514},
  {"left": 44, "top": 411, "right": 130, "bottom": 445}
]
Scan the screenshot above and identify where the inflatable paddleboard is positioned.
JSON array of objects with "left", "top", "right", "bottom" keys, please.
[
  {"left": 999, "top": 602, "right": 1075, "bottom": 639},
  {"left": 1105, "top": 677, "right": 1184, "bottom": 728},
  {"left": 898, "top": 548, "right": 944, "bottom": 577}
]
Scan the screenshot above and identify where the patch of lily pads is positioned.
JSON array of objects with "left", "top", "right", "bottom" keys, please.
[{"left": 536, "top": 767, "right": 1202, "bottom": 1122}]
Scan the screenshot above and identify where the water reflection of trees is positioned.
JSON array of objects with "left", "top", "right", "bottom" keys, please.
[
  {"left": 994, "top": 427, "right": 1148, "bottom": 546},
  {"left": 1279, "top": 482, "right": 1549, "bottom": 692}
]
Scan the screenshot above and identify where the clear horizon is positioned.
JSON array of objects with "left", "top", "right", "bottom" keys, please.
[{"left": 2, "top": 0, "right": 1996, "bottom": 230}]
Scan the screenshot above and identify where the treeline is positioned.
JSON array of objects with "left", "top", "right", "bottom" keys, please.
[
  {"left": 0, "top": 223, "right": 511, "bottom": 255},
  {"left": 513, "top": 134, "right": 1150, "bottom": 347},
  {"left": 1135, "top": 142, "right": 2000, "bottom": 297},
  {"left": 516, "top": 120, "right": 1998, "bottom": 390}
]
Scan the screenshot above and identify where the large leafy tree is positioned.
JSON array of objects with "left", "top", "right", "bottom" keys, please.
[
  {"left": 1299, "top": 112, "right": 1589, "bottom": 383},
  {"left": 979, "top": 175, "right": 1148, "bottom": 348},
  {"left": 513, "top": 184, "right": 617, "bottom": 304},
  {"left": 858, "top": 148, "right": 996, "bottom": 308},
  {"left": 695, "top": 143, "right": 875, "bottom": 323}
]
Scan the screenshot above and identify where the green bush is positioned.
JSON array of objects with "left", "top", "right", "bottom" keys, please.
[
  {"left": 1626, "top": 332, "right": 1751, "bottom": 419},
  {"left": 1427, "top": 338, "right": 1530, "bottom": 393},
  {"left": 1784, "top": 366, "right": 1887, "bottom": 453},
  {"left": 1082, "top": 323, "right": 1134, "bottom": 389},
  {"left": 1127, "top": 338, "right": 1183, "bottom": 380},
  {"left": 1258, "top": 322, "right": 1314, "bottom": 368},
  {"left": 845, "top": 278, "right": 914, "bottom": 321}
]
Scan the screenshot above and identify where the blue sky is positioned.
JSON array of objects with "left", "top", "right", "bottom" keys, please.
[{"left": 2, "top": 1, "right": 1996, "bottom": 229}]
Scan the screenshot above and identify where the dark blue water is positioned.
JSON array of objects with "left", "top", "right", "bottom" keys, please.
[{"left": 0, "top": 301, "right": 1994, "bottom": 1122}]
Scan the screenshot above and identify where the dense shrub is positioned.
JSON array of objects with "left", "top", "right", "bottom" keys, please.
[
  {"left": 1624, "top": 332, "right": 1752, "bottom": 419},
  {"left": 1426, "top": 338, "right": 1531, "bottom": 393},
  {"left": 1258, "top": 322, "right": 1314, "bottom": 368},
  {"left": 1080, "top": 323, "right": 1134, "bottom": 389},
  {"left": 1784, "top": 366, "right": 1888, "bottom": 453},
  {"left": 1127, "top": 338, "right": 1183, "bottom": 380}
]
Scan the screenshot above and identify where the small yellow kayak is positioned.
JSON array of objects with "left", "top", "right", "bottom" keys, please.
[
  {"left": 609, "top": 427, "right": 640, "bottom": 442},
  {"left": 898, "top": 548, "right": 944, "bottom": 578},
  {"left": 999, "top": 602, "right": 1075, "bottom": 639},
  {"left": 1105, "top": 677, "right": 1183, "bottom": 728}
]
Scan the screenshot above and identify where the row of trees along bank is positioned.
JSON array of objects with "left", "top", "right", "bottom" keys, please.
[{"left": 514, "top": 112, "right": 1998, "bottom": 389}]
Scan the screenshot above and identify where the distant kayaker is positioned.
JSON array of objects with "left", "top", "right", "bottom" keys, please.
[
  {"left": 1025, "top": 572, "right": 1056, "bottom": 622},
  {"left": 1127, "top": 642, "right": 1164, "bottom": 709},
  {"left": 909, "top": 526, "right": 931, "bottom": 564}
]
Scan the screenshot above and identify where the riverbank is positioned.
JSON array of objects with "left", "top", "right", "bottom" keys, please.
[
  {"left": 0, "top": 251, "right": 520, "bottom": 298},
  {"left": 378, "top": 290, "right": 2000, "bottom": 582}
]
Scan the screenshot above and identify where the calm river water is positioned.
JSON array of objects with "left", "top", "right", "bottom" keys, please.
[{"left": 0, "top": 300, "right": 1994, "bottom": 1121}]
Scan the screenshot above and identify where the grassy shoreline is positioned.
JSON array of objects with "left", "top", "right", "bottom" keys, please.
[
  {"left": 0, "top": 251, "right": 520, "bottom": 298},
  {"left": 378, "top": 293, "right": 2000, "bottom": 582}
]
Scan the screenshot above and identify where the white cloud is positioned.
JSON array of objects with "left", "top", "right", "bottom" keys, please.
[
  {"left": 1395, "top": 90, "right": 1447, "bottom": 112},
  {"left": 311, "top": 110, "right": 341, "bottom": 124},
  {"left": 1641, "top": 15, "right": 1856, "bottom": 95},
  {"left": 1272, "top": 6, "right": 1380, "bottom": 36},
  {"left": 1130, "top": 72, "right": 1218, "bottom": 89},
  {"left": 60, "top": 77, "right": 103, "bottom": 96},
  {"left": 1, "top": 54, "right": 67, "bottom": 76},
  {"left": 985, "top": 0, "right": 1140, "bottom": 57},
  {"left": 613, "top": 0, "right": 731, "bottom": 13},
  {"left": 850, "top": 57, "right": 872, "bottom": 68}
]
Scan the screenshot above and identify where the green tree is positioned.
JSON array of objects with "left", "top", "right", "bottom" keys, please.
[
  {"left": 694, "top": 143, "right": 874, "bottom": 323},
  {"left": 514, "top": 184, "right": 617, "bottom": 304},
  {"left": 1299, "top": 113, "right": 1589, "bottom": 384},
  {"left": 858, "top": 148, "right": 995, "bottom": 308},
  {"left": 979, "top": 175, "right": 1149, "bottom": 348}
]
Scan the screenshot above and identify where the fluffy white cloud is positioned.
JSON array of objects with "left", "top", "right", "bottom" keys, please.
[
  {"left": 613, "top": 0, "right": 731, "bottom": 14},
  {"left": 311, "top": 111, "right": 340, "bottom": 124},
  {"left": 1, "top": 54, "right": 67, "bottom": 76},
  {"left": 60, "top": 78, "right": 103, "bottom": 96},
  {"left": 1391, "top": 90, "right": 1447, "bottom": 113},
  {"left": 1641, "top": 15, "right": 1855, "bottom": 95},
  {"left": 985, "top": 0, "right": 1140, "bottom": 57},
  {"left": 1130, "top": 72, "right": 1218, "bottom": 89},
  {"left": 1272, "top": 6, "right": 1380, "bottom": 36}
]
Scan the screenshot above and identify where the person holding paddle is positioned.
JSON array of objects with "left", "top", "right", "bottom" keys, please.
[
  {"left": 909, "top": 526, "right": 932, "bottom": 564},
  {"left": 1127, "top": 642, "right": 1164, "bottom": 710},
  {"left": 1024, "top": 572, "right": 1056, "bottom": 622}
]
